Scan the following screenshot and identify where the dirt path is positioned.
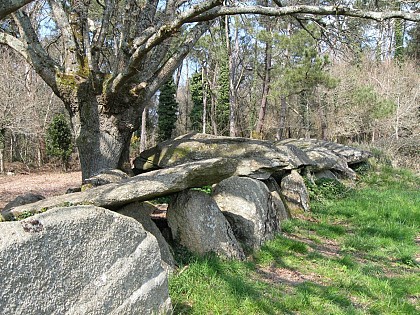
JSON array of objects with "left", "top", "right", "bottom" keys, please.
[{"left": 0, "top": 172, "right": 82, "bottom": 210}]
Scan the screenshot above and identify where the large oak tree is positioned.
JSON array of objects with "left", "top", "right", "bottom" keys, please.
[{"left": 1, "top": 0, "right": 418, "bottom": 180}]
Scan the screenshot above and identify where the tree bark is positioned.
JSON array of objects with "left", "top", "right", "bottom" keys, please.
[
  {"left": 225, "top": 16, "right": 238, "bottom": 137},
  {"left": 0, "top": 0, "right": 33, "bottom": 20},
  {"left": 60, "top": 82, "right": 142, "bottom": 180},
  {"left": 0, "top": 149, "right": 3, "bottom": 174},
  {"left": 140, "top": 107, "right": 148, "bottom": 153},
  {"left": 202, "top": 66, "right": 207, "bottom": 134},
  {"left": 210, "top": 67, "right": 219, "bottom": 136},
  {"left": 276, "top": 96, "right": 287, "bottom": 140},
  {"left": 255, "top": 37, "right": 272, "bottom": 135}
]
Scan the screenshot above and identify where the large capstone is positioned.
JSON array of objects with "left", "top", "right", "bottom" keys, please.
[
  {"left": 0, "top": 206, "right": 172, "bottom": 314},
  {"left": 277, "top": 138, "right": 372, "bottom": 177},
  {"left": 133, "top": 133, "right": 310, "bottom": 179}
]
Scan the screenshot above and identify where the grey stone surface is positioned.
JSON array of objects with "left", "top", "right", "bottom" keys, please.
[
  {"left": 277, "top": 138, "right": 372, "bottom": 165},
  {"left": 274, "top": 144, "right": 315, "bottom": 169},
  {"left": 118, "top": 201, "right": 175, "bottom": 270},
  {"left": 83, "top": 168, "right": 130, "bottom": 187},
  {"left": 0, "top": 206, "right": 172, "bottom": 315},
  {"left": 280, "top": 170, "right": 310, "bottom": 212},
  {"left": 304, "top": 147, "right": 356, "bottom": 179},
  {"left": 167, "top": 190, "right": 244, "bottom": 260},
  {"left": 1, "top": 157, "right": 236, "bottom": 221},
  {"left": 133, "top": 133, "right": 307, "bottom": 179},
  {"left": 2, "top": 193, "right": 45, "bottom": 211},
  {"left": 212, "top": 177, "right": 281, "bottom": 251},
  {"left": 264, "top": 177, "right": 291, "bottom": 221},
  {"left": 313, "top": 169, "right": 338, "bottom": 180}
]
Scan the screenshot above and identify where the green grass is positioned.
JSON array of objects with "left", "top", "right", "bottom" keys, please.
[{"left": 169, "top": 165, "right": 420, "bottom": 314}]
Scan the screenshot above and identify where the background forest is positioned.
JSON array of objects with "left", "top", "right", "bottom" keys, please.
[{"left": 1, "top": 0, "right": 419, "bottom": 173}]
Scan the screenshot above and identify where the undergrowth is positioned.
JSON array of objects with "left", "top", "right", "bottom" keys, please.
[{"left": 169, "top": 164, "right": 420, "bottom": 314}]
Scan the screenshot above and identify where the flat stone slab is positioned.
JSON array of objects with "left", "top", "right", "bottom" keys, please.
[
  {"left": 133, "top": 133, "right": 310, "bottom": 179},
  {"left": 1, "top": 158, "right": 237, "bottom": 221}
]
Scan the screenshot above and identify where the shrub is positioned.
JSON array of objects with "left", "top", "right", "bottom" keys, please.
[
  {"left": 46, "top": 114, "right": 73, "bottom": 171},
  {"left": 306, "top": 177, "right": 349, "bottom": 201}
]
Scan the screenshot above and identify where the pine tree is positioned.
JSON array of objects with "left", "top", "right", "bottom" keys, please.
[
  {"left": 189, "top": 71, "right": 204, "bottom": 132},
  {"left": 406, "top": 23, "right": 420, "bottom": 63},
  {"left": 157, "top": 79, "right": 179, "bottom": 142},
  {"left": 46, "top": 114, "right": 73, "bottom": 171},
  {"left": 217, "top": 60, "right": 230, "bottom": 135}
]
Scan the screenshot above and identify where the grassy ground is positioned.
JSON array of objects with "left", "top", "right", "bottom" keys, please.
[{"left": 169, "top": 165, "right": 420, "bottom": 314}]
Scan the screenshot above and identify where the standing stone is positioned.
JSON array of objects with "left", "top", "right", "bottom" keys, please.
[
  {"left": 0, "top": 206, "right": 172, "bottom": 315},
  {"left": 280, "top": 170, "right": 310, "bottom": 212},
  {"left": 313, "top": 169, "right": 337, "bottom": 180},
  {"left": 167, "top": 190, "right": 244, "bottom": 260},
  {"left": 118, "top": 201, "right": 176, "bottom": 271},
  {"left": 264, "top": 177, "right": 291, "bottom": 221},
  {"left": 212, "top": 177, "right": 281, "bottom": 252}
]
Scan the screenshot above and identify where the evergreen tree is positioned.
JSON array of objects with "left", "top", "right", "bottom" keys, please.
[
  {"left": 189, "top": 71, "right": 204, "bottom": 132},
  {"left": 46, "top": 114, "right": 73, "bottom": 171},
  {"left": 217, "top": 60, "right": 230, "bottom": 135},
  {"left": 406, "top": 23, "right": 420, "bottom": 63},
  {"left": 157, "top": 79, "right": 179, "bottom": 142}
]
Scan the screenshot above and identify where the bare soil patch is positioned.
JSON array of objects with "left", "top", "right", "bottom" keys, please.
[{"left": 0, "top": 171, "right": 82, "bottom": 210}]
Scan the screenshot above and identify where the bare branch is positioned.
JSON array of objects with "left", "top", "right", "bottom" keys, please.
[
  {"left": 140, "top": 22, "right": 212, "bottom": 100},
  {"left": 9, "top": 11, "right": 59, "bottom": 94},
  {"left": 107, "top": 0, "right": 223, "bottom": 94},
  {"left": 0, "top": 32, "right": 29, "bottom": 60},
  {"left": 189, "top": 5, "right": 420, "bottom": 22},
  {"left": 92, "top": 0, "right": 113, "bottom": 64},
  {"left": 0, "top": 0, "right": 33, "bottom": 20},
  {"left": 48, "top": 0, "right": 79, "bottom": 73}
]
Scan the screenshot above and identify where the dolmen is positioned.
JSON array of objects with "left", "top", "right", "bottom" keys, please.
[{"left": 0, "top": 133, "right": 371, "bottom": 314}]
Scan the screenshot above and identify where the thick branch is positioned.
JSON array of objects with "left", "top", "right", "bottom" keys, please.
[
  {"left": 92, "top": 0, "right": 114, "bottom": 58},
  {"left": 190, "top": 5, "right": 420, "bottom": 22},
  {"left": 0, "top": 31, "right": 29, "bottom": 60},
  {"left": 0, "top": 0, "right": 33, "bottom": 20},
  {"left": 137, "top": 0, "right": 159, "bottom": 35},
  {"left": 142, "top": 22, "right": 211, "bottom": 100},
  {"left": 48, "top": 0, "right": 79, "bottom": 73},
  {"left": 10, "top": 11, "right": 59, "bottom": 94},
  {"left": 107, "top": 0, "right": 223, "bottom": 94}
]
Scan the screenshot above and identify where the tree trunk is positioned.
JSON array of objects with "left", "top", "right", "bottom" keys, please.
[
  {"left": 140, "top": 107, "right": 148, "bottom": 152},
  {"left": 318, "top": 96, "right": 328, "bottom": 140},
  {"left": 185, "top": 61, "right": 190, "bottom": 132},
  {"left": 276, "top": 96, "right": 287, "bottom": 140},
  {"left": 0, "top": 128, "right": 5, "bottom": 174},
  {"left": 255, "top": 39, "right": 272, "bottom": 135},
  {"left": 225, "top": 16, "right": 238, "bottom": 137},
  {"left": 210, "top": 69, "right": 218, "bottom": 136},
  {"left": 202, "top": 66, "right": 207, "bottom": 134},
  {"left": 63, "top": 84, "right": 141, "bottom": 180}
]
